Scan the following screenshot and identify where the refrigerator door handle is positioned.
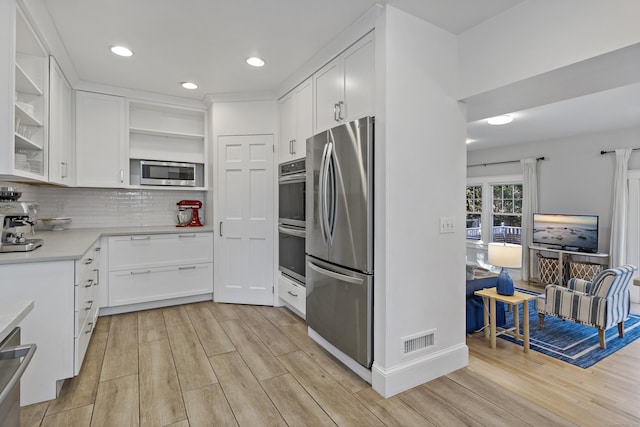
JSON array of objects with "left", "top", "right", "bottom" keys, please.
[
  {"left": 327, "top": 141, "right": 337, "bottom": 242},
  {"left": 318, "top": 141, "right": 329, "bottom": 243},
  {"left": 307, "top": 260, "right": 364, "bottom": 285},
  {"left": 322, "top": 142, "right": 333, "bottom": 243}
]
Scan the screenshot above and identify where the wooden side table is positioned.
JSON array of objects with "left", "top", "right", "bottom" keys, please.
[{"left": 474, "top": 287, "right": 537, "bottom": 353}]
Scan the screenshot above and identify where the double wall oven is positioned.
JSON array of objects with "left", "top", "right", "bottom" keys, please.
[{"left": 278, "top": 158, "right": 306, "bottom": 285}]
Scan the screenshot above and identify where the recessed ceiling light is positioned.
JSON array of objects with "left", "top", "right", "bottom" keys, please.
[
  {"left": 110, "top": 45, "right": 133, "bottom": 57},
  {"left": 487, "top": 115, "right": 513, "bottom": 125},
  {"left": 181, "top": 82, "right": 198, "bottom": 90},
  {"left": 246, "top": 57, "right": 265, "bottom": 67}
]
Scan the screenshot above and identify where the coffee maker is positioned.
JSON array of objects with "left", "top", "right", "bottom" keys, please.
[
  {"left": 0, "top": 201, "right": 42, "bottom": 252},
  {"left": 176, "top": 200, "right": 203, "bottom": 227}
]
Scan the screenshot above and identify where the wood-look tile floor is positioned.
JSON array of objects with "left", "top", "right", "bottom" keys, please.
[{"left": 21, "top": 298, "right": 640, "bottom": 427}]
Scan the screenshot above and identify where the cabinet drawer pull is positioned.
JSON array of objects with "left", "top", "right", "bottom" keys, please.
[
  {"left": 95, "top": 247, "right": 101, "bottom": 252},
  {"left": 84, "top": 258, "right": 94, "bottom": 265},
  {"left": 287, "top": 290, "right": 298, "bottom": 297},
  {"left": 178, "top": 234, "right": 196, "bottom": 238},
  {"left": 130, "top": 236, "right": 151, "bottom": 241},
  {"left": 130, "top": 270, "right": 151, "bottom": 275},
  {"left": 178, "top": 266, "right": 197, "bottom": 270},
  {"left": 85, "top": 322, "right": 94, "bottom": 334},
  {"left": 85, "top": 300, "right": 94, "bottom": 311},
  {"left": 84, "top": 279, "right": 94, "bottom": 288}
]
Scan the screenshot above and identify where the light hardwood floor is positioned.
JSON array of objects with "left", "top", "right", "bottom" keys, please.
[{"left": 21, "top": 294, "right": 640, "bottom": 427}]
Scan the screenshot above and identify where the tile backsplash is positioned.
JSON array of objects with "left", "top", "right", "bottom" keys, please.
[{"left": 1, "top": 181, "right": 205, "bottom": 229}]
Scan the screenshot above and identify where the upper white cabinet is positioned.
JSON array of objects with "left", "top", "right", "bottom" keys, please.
[
  {"left": 75, "top": 91, "right": 127, "bottom": 188},
  {"left": 278, "top": 78, "right": 312, "bottom": 162},
  {"left": 49, "top": 56, "right": 74, "bottom": 186},
  {"left": 128, "top": 100, "right": 207, "bottom": 188},
  {"left": 0, "top": 2, "right": 49, "bottom": 181},
  {"left": 313, "top": 32, "right": 374, "bottom": 133}
]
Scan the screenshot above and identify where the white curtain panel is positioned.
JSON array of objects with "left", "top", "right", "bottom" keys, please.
[
  {"left": 626, "top": 171, "right": 640, "bottom": 303},
  {"left": 520, "top": 157, "right": 539, "bottom": 281},
  {"left": 610, "top": 148, "right": 632, "bottom": 267}
]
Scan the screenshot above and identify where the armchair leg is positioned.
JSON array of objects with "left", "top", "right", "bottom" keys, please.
[
  {"left": 538, "top": 313, "right": 544, "bottom": 330},
  {"left": 618, "top": 321, "right": 624, "bottom": 338},
  {"left": 598, "top": 329, "right": 606, "bottom": 349}
]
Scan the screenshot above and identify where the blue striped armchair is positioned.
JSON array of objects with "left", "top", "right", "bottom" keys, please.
[{"left": 534, "top": 265, "right": 637, "bottom": 349}]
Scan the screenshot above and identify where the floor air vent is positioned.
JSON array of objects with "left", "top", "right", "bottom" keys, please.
[{"left": 402, "top": 330, "right": 435, "bottom": 356}]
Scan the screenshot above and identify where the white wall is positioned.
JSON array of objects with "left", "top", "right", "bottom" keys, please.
[
  {"left": 458, "top": 0, "right": 640, "bottom": 99},
  {"left": 372, "top": 6, "right": 467, "bottom": 397},
  {"left": 467, "top": 126, "right": 640, "bottom": 255}
]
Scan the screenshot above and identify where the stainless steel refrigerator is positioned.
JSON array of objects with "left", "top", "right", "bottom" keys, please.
[{"left": 306, "top": 116, "right": 373, "bottom": 369}]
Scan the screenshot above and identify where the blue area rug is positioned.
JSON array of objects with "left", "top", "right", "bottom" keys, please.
[{"left": 498, "top": 288, "right": 640, "bottom": 368}]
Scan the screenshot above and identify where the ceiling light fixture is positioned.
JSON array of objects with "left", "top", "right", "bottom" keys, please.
[
  {"left": 246, "top": 57, "right": 265, "bottom": 67},
  {"left": 487, "top": 115, "right": 513, "bottom": 125},
  {"left": 110, "top": 45, "right": 133, "bottom": 57},
  {"left": 181, "top": 82, "right": 198, "bottom": 90}
]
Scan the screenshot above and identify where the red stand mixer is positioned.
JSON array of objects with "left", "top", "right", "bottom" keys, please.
[{"left": 176, "top": 200, "right": 203, "bottom": 227}]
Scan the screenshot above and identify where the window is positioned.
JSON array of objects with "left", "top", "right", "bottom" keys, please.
[
  {"left": 466, "top": 176, "right": 523, "bottom": 245},
  {"left": 491, "top": 184, "right": 522, "bottom": 244},
  {"left": 466, "top": 185, "right": 482, "bottom": 241}
]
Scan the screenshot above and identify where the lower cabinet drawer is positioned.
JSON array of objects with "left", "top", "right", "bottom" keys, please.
[
  {"left": 108, "top": 263, "right": 213, "bottom": 306},
  {"left": 278, "top": 274, "right": 306, "bottom": 316},
  {"left": 74, "top": 311, "right": 96, "bottom": 375}
]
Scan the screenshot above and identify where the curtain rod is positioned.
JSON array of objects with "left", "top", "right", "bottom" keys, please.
[
  {"left": 467, "top": 156, "right": 545, "bottom": 168},
  {"left": 600, "top": 148, "right": 640, "bottom": 155}
]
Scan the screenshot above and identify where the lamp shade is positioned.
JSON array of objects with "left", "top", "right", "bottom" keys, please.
[{"left": 488, "top": 243, "right": 522, "bottom": 268}]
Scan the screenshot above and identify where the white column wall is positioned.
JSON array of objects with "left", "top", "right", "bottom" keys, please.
[
  {"left": 458, "top": 0, "right": 640, "bottom": 99},
  {"left": 372, "top": 6, "right": 467, "bottom": 397}
]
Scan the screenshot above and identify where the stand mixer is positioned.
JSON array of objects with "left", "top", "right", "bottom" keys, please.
[
  {"left": 0, "top": 187, "right": 42, "bottom": 252},
  {"left": 176, "top": 200, "right": 203, "bottom": 227}
]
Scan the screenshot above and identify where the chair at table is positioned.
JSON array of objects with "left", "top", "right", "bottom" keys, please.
[{"left": 534, "top": 264, "right": 637, "bottom": 349}]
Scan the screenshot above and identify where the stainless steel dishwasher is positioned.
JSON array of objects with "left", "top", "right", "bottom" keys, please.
[{"left": 0, "top": 328, "right": 36, "bottom": 427}]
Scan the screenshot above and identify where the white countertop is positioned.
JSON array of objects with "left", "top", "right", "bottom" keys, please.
[
  {"left": 0, "top": 226, "right": 214, "bottom": 265},
  {"left": 0, "top": 300, "right": 34, "bottom": 343}
]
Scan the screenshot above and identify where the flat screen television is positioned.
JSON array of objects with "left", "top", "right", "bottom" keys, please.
[{"left": 532, "top": 213, "right": 599, "bottom": 253}]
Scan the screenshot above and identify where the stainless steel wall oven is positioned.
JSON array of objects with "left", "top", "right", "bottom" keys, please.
[{"left": 278, "top": 158, "right": 306, "bottom": 284}]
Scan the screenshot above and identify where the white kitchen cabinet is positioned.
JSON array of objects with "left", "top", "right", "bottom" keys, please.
[
  {"left": 313, "top": 32, "right": 374, "bottom": 133},
  {"left": 278, "top": 78, "right": 312, "bottom": 162},
  {"left": 0, "top": 2, "right": 49, "bottom": 182},
  {"left": 128, "top": 100, "right": 207, "bottom": 189},
  {"left": 107, "top": 232, "right": 213, "bottom": 307},
  {"left": 49, "top": 56, "right": 74, "bottom": 186},
  {"left": 75, "top": 91, "right": 127, "bottom": 187},
  {"left": 278, "top": 273, "right": 305, "bottom": 317},
  {"left": 74, "top": 240, "right": 101, "bottom": 375}
]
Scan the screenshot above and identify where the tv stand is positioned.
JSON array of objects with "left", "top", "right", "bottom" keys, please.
[{"left": 528, "top": 245, "right": 609, "bottom": 285}]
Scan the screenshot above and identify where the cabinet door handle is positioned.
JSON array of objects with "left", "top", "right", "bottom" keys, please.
[
  {"left": 95, "top": 247, "right": 102, "bottom": 252},
  {"left": 94, "top": 268, "right": 100, "bottom": 286},
  {"left": 337, "top": 101, "right": 344, "bottom": 121},
  {"left": 219, "top": 222, "right": 223, "bottom": 237},
  {"left": 287, "top": 290, "right": 298, "bottom": 297},
  {"left": 84, "top": 258, "right": 94, "bottom": 265},
  {"left": 84, "top": 279, "right": 94, "bottom": 288},
  {"left": 119, "top": 169, "right": 124, "bottom": 183},
  {"left": 178, "top": 234, "right": 196, "bottom": 238},
  {"left": 85, "top": 322, "right": 94, "bottom": 334},
  {"left": 85, "top": 300, "right": 94, "bottom": 311},
  {"left": 130, "top": 270, "right": 151, "bottom": 275},
  {"left": 61, "top": 162, "right": 68, "bottom": 178},
  {"left": 178, "top": 265, "right": 197, "bottom": 271},
  {"left": 130, "top": 236, "right": 151, "bottom": 241},
  {"left": 333, "top": 103, "right": 340, "bottom": 122},
  {"left": 291, "top": 139, "right": 296, "bottom": 154}
]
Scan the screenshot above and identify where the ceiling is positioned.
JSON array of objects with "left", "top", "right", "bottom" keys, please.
[{"left": 37, "top": 0, "right": 639, "bottom": 149}]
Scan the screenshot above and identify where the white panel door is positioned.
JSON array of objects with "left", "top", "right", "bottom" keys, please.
[{"left": 216, "top": 134, "right": 275, "bottom": 305}]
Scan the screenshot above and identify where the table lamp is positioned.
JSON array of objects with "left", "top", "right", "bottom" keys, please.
[{"left": 488, "top": 242, "right": 522, "bottom": 296}]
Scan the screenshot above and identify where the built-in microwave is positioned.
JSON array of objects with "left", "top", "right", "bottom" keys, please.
[{"left": 140, "top": 160, "right": 196, "bottom": 187}]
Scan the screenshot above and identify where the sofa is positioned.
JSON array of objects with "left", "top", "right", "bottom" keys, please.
[{"left": 466, "top": 276, "right": 506, "bottom": 333}]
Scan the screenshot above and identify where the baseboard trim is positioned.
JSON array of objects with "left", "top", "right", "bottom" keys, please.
[
  {"left": 372, "top": 343, "right": 469, "bottom": 397},
  {"left": 98, "top": 293, "right": 213, "bottom": 316}
]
